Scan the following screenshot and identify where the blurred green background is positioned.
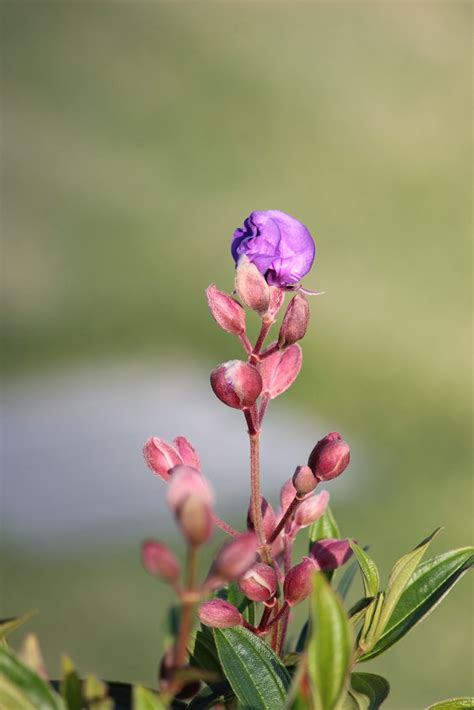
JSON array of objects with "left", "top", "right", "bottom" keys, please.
[{"left": 1, "top": 2, "right": 472, "bottom": 708}]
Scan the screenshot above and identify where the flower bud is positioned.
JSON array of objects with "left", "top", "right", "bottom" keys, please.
[
  {"left": 198, "top": 600, "right": 243, "bottom": 628},
  {"left": 235, "top": 256, "right": 271, "bottom": 314},
  {"left": 167, "top": 465, "right": 214, "bottom": 512},
  {"left": 266, "top": 287, "right": 285, "bottom": 320},
  {"left": 210, "top": 360, "right": 262, "bottom": 409},
  {"left": 278, "top": 293, "right": 310, "bottom": 348},
  {"left": 280, "top": 478, "right": 297, "bottom": 511},
  {"left": 310, "top": 538, "right": 354, "bottom": 570},
  {"left": 210, "top": 533, "right": 258, "bottom": 582},
  {"left": 143, "top": 436, "right": 182, "bottom": 481},
  {"left": 206, "top": 283, "right": 246, "bottom": 336},
  {"left": 239, "top": 563, "right": 278, "bottom": 602},
  {"left": 258, "top": 344, "right": 302, "bottom": 400},
  {"left": 307, "top": 432, "right": 350, "bottom": 482},
  {"left": 177, "top": 495, "right": 214, "bottom": 547},
  {"left": 294, "top": 490, "right": 330, "bottom": 529},
  {"left": 292, "top": 465, "right": 317, "bottom": 498},
  {"left": 247, "top": 497, "right": 276, "bottom": 542},
  {"left": 283, "top": 557, "right": 317, "bottom": 607},
  {"left": 173, "top": 436, "right": 201, "bottom": 471},
  {"left": 141, "top": 539, "right": 180, "bottom": 583}
]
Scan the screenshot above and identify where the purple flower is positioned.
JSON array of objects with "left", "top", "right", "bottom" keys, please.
[{"left": 231, "top": 210, "right": 315, "bottom": 287}]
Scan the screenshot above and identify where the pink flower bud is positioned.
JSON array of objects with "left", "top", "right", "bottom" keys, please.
[
  {"left": 266, "top": 287, "right": 285, "bottom": 320},
  {"left": 258, "top": 343, "right": 302, "bottom": 400},
  {"left": 176, "top": 495, "right": 214, "bottom": 547},
  {"left": 211, "top": 533, "right": 258, "bottom": 582},
  {"left": 280, "top": 478, "right": 297, "bottom": 511},
  {"left": 307, "top": 432, "right": 350, "bottom": 481},
  {"left": 278, "top": 293, "right": 310, "bottom": 348},
  {"left": 167, "top": 465, "right": 214, "bottom": 513},
  {"left": 206, "top": 283, "right": 246, "bottom": 336},
  {"left": 141, "top": 539, "right": 180, "bottom": 582},
  {"left": 198, "top": 600, "right": 243, "bottom": 628},
  {"left": 292, "top": 465, "right": 317, "bottom": 498},
  {"left": 294, "top": 490, "right": 330, "bottom": 529},
  {"left": 247, "top": 497, "right": 276, "bottom": 541},
  {"left": 235, "top": 256, "right": 271, "bottom": 314},
  {"left": 283, "top": 557, "right": 317, "bottom": 607},
  {"left": 239, "top": 563, "right": 278, "bottom": 602},
  {"left": 210, "top": 360, "right": 262, "bottom": 410},
  {"left": 143, "top": 437, "right": 182, "bottom": 481},
  {"left": 173, "top": 436, "right": 201, "bottom": 471},
  {"left": 310, "top": 538, "right": 354, "bottom": 570}
]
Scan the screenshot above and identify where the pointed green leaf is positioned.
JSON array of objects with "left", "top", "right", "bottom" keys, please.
[
  {"left": 190, "top": 626, "right": 223, "bottom": 676},
  {"left": 213, "top": 626, "right": 290, "bottom": 710},
  {"left": 133, "top": 685, "right": 167, "bottom": 710},
  {"left": 295, "top": 621, "right": 309, "bottom": 653},
  {"left": 348, "top": 598, "right": 375, "bottom": 627},
  {"left": 426, "top": 698, "right": 474, "bottom": 710},
  {"left": 0, "top": 646, "right": 65, "bottom": 710},
  {"left": 308, "top": 506, "right": 340, "bottom": 549},
  {"left": 360, "top": 547, "right": 473, "bottom": 661},
  {"left": 308, "top": 572, "right": 354, "bottom": 710},
  {"left": 350, "top": 543, "right": 379, "bottom": 598},
  {"left": 340, "top": 673, "right": 390, "bottom": 709},
  {"left": 59, "top": 656, "right": 82, "bottom": 710},
  {"left": 375, "top": 529, "right": 441, "bottom": 637},
  {"left": 0, "top": 672, "right": 37, "bottom": 710},
  {"left": 0, "top": 612, "right": 38, "bottom": 642},
  {"left": 83, "top": 675, "right": 112, "bottom": 710}
]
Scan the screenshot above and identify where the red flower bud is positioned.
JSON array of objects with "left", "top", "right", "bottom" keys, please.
[
  {"left": 310, "top": 538, "right": 354, "bottom": 570},
  {"left": 167, "top": 465, "right": 214, "bottom": 512},
  {"left": 141, "top": 539, "right": 180, "bottom": 582},
  {"left": 198, "top": 599, "right": 243, "bottom": 628},
  {"left": 235, "top": 256, "right": 271, "bottom": 314},
  {"left": 173, "top": 436, "right": 201, "bottom": 471},
  {"left": 283, "top": 557, "right": 317, "bottom": 607},
  {"left": 177, "top": 495, "right": 214, "bottom": 547},
  {"left": 278, "top": 293, "right": 310, "bottom": 348},
  {"left": 280, "top": 478, "right": 297, "bottom": 511},
  {"left": 292, "top": 465, "right": 317, "bottom": 498},
  {"left": 239, "top": 562, "right": 278, "bottom": 602},
  {"left": 143, "top": 437, "right": 182, "bottom": 481},
  {"left": 247, "top": 496, "right": 276, "bottom": 541},
  {"left": 258, "top": 344, "right": 302, "bottom": 400},
  {"left": 307, "top": 432, "right": 350, "bottom": 481},
  {"left": 206, "top": 284, "right": 246, "bottom": 336},
  {"left": 210, "top": 360, "right": 262, "bottom": 410},
  {"left": 294, "top": 490, "right": 330, "bottom": 529},
  {"left": 167, "top": 466, "right": 214, "bottom": 547},
  {"left": 210, "top": 532, "right": 258, "bottom": 582}
]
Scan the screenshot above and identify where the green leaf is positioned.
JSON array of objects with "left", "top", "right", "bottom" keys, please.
[
  {"left": 308, "top": 572, "right": 354, "bottom": 710},
  {"left": 0, "top": 646, "right": 65, "bottom": 710},
  {"left": 336, "top": 559, "right": 359, "bottom": 601},
  {"left": 426, "top": 699, "right": 474, "bottom": 710},
  {"left": 83, "top": 675, "right": 112, "bottom": 710},
  {"left": 360, "top": 547, "right": 474, "bottom": 661},
  {"left": 0, "top": 612, "right": 38, "bottom": 642},
  {"left": 295, "top": 621, "right": 309, "bottom": 653},
  {"left": 190, "top": 626, "right": 223, "bottom": 676},
  {"left": 59, "top": 656, "right": 82, "bottom": 710},
  {"left": 308, "top": 506, "right": 340, "bottom": 549},
  {"left": 0, "top": 673, "right": 37, "bottom": 710},
  {"left": 375, "top": 528, "right": 441, "bottom": 637},
  {"left": 348, "top": 598, "right": 375, "bottom": 627},
  {"left": 340, "top": 673, "right": 390, "bottom": 710},
  {"left": 133, "top": 685, "right": 167, "bottom": 710},
  {"left": 350, "top": 544, "right": 379, "bottom": 598},
  {"left": 213, "top": 626, "right": 290, "bottom": 710}
]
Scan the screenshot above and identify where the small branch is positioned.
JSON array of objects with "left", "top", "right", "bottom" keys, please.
[
  {"left": 265, "top": 602, "right": 289, "bottom": 632},
  {"left": 212, "top": 514, "right": 239, "bottom": 538},
  {"left": 253, "top": 319, "right": 273, "bottom": 356},
  {"left": 239, "top": 332, "right": 253, "bottom": 356},
  {"left": 268, "top": 496, "right": 299, "bottom": 544},
  {"left": 244, "top": 407, "right": 258, "bottom": 436},
  {"left": 258, "top": 605, "right": 273, "bottom": 632},
  {"left": 259, "top": 343, "right": 279, "bottom": 360}
]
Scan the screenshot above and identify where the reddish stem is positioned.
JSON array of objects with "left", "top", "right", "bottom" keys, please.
[
  {"left": 212, "top": 514, "right": 239, "bottom": 538},
  {"left": 253, "top": 319, "right": 273, "bottom": 356},
  {"left": 239, "top": 332, "right": 253, "bottom": 355},
  {"left": 268, "top": 496, "right": 299, "bottom": 544}
]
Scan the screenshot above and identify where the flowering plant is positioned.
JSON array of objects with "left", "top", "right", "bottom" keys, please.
[{"left": 1, "top": 211, "right": 472, "bottom": 710}]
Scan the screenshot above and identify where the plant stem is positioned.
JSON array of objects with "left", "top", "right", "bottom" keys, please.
[
  {"left": 268, "top": 496, "right": 299, "bottom": 544},
  {"left": 249, "top": 432, "right": 265, "bottom": 547},
  {"left": 174, "top": 546, "right": 198, "bottom": 669},
  {"left": 239, "top": 332, "right": 253, "bottom": 355},
  {"left": 212, "top": 514, "right": 239, "bottom": 537},
  {"left": 253, "top": 318, "right": 273, "bottom": 356}
]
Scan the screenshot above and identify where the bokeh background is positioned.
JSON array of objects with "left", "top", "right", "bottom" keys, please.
[{"left": 1, "top": 2, "right": 472, "bottom": 708}]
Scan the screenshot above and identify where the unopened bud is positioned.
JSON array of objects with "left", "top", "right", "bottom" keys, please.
[
  {"left": 210, "top": 360, "right": 262, "bottom": 409},
  {"left": 206, "top": 284, "right": 246, "bottom": 336},
  {"left": 143, "top": 437, "right": 182, "bottom": 481},
  {"left": 310, "top": 538, "right": 354, "bottom": 570},
  {"left": 247, "top": 497, "right": 276, "bottom": 541},
  {"left": 278, "top": 293, "right": 310, "bottom": 348},
  {"left": 265, "top": 287, "right": 285, "bottom": 321},
  {"left": 294, "top": 490, "right": 330, "bottom": 529},
  {"left": 210, "top": 533, "right": 258, "bottom": 582},
  {"left": 239, "top": 563, "right": 278, "bottom": 602},
  {"left": 292, "top": 465, "right": 317, "bottom": 498},
  {"left": 308, "top": 432, "right": 350, "bottom": 482},
  {"left": 198, "top": 600, "right": 243, "bottom": 628},
  {"left": 235, "top": 256, "right": 271, "bottom": 314},
  {"left": 283, "top": 557, "right": 317, "bottom": 607},
  {"left": 141, "top": 539, "right": 180, "bottom": 583},
  {"left": 167, "top": 466, "right": 214, "bottom": 513},
  {"left": 177, "top": 495, "right": 214, "bottom": 547},
  {"left": 280, "top": 478, "right": 297, "bottom": 511},
  {"left": 258, "top": 344, "right": 302, "bottom": 400},
  {"left": 173, "top": 436, "right": 201, "bottom": 471}
]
